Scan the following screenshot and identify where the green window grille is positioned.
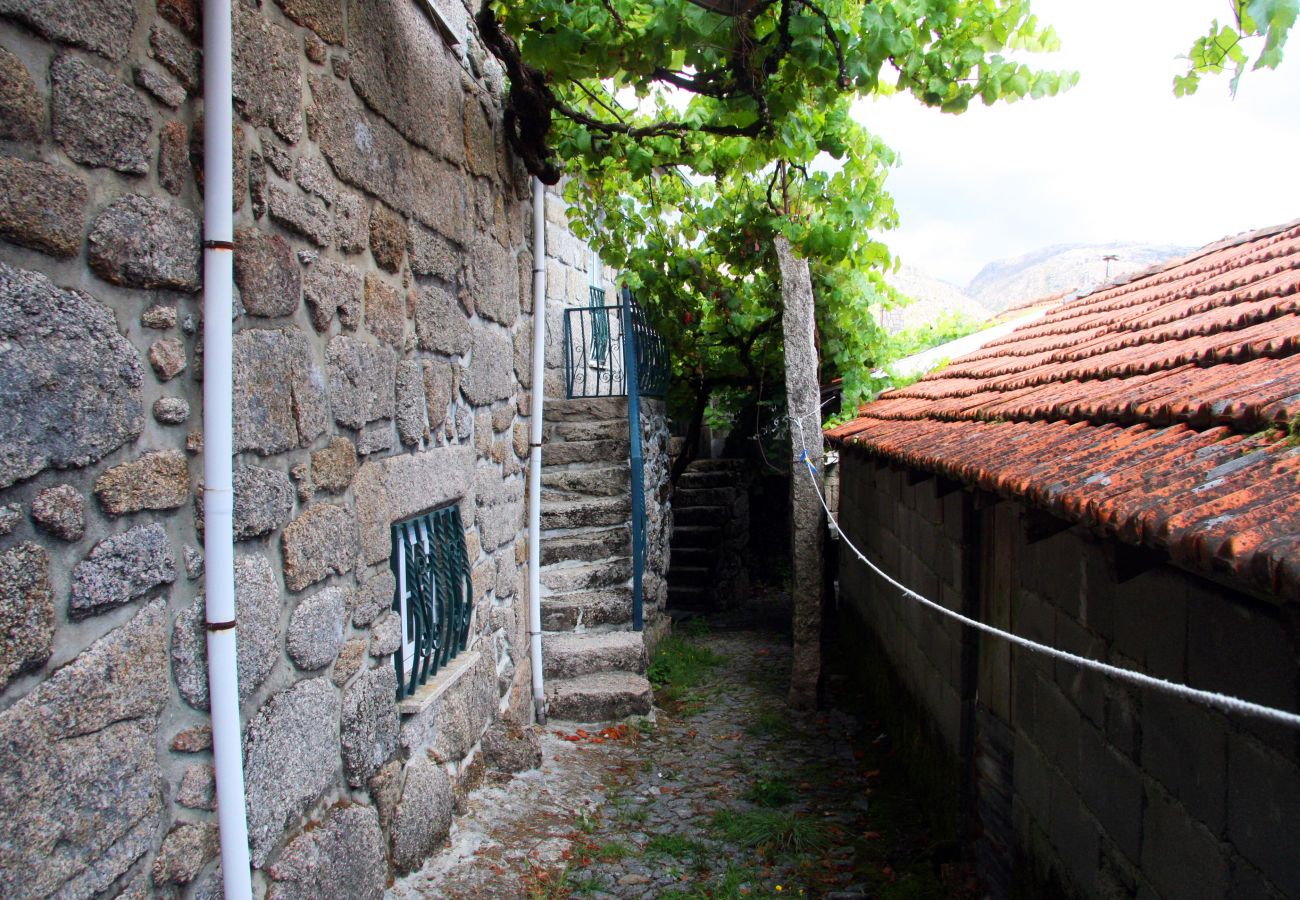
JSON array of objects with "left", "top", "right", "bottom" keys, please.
[
  {"left": 589, "top": 285, "right": 610, "bottom": 365},
  {"left": 390, "top": 505, "right": 473, "bottom": 699}
]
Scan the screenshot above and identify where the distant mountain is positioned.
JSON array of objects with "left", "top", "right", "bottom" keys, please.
[
  {"left": 882, "top": 265, "right": 990, "bottom": 334},
  {"left": 967, "top": 242, "right": 1192, "bottom": 311}
]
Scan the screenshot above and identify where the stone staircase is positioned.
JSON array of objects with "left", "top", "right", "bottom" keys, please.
[
  {"left": 667, "top": 459, "right": 748, "bottom": 611},
  {"left": 539, "top": 397, "right": 653, "bottom": 722}
]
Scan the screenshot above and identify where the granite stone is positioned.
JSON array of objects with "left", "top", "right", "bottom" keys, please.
[
  {"left": 94, "top": 449, "right": 190, "bottom": 516},
  {"left": 243, "top": 677, "right": 342, "bottom": 867},
  {"left": 234, "top": 226, "right": 301, "bottom": 317},
  {"left": 50, "top": 55, "right": 151, "bottom": 174},
  {"left": 364, "top": 273, "right": 405, "bottom": 347},
  {"left": 0, "top": 0, "right": 136, "bottom": 61},
  {"left": 171, "top": 554, "right": 280, "bottom": 708},
  {"left": 281, "top": 503, "right": 357, "bottom": 591},
  {"left": 303, "top": 257, "right": 363, "bottom": 332},
  {"left": 0, "top": 601, "right": 167, "bottom": 898},
  {"left": 267, "top": 804, "right": 386, "bottom": 900},
  {"left": 326, "top": 335, "right": 397, "bottom": 430},
  {"left": 415, "top": 282, "right": 470, "bottom": 356},
  {"left": 0, "top": 157, "right": 85, "bottom": 258},
  {"left": 233, "top": 328, "right": 329, "bottom": 455},
  {"left": 30, "top": 485, "right": 84, "bottom": 541},
  {"left": 88, "top": 194, "right": 201, "bottom": 291},
  {"left": 233, "top": 3, "right": 303, "bottom": 143},
  {"left": 341, "top": 663, "right": 400, "bottom": 786},
  {"left": 0, "top": 543, "right": 55, "bottom": 692},
  {"left": 286, "top": 584, "right": 349, "bottom": 671},
  {"left": 70, "top": 523, "right": 175, "bottom": 618}
]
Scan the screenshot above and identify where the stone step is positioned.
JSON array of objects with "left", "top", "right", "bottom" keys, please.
[
  {"left": 541, "top": 527, "right": 628, "bottom": 565},
  {"left": 685, "top": 458, "right": 746, "bottom": 472},
  {"left": 540, "top": 558, "right": 632, "bottom": 594},
  {"left": 542, "top": 439, "right": 629, "bottom": 467},
  {"left": 546, "top": 671, "right": 653, "bottom": 722},
  {"left": 673, "top": 504, "right": 728, "bottom": 527},
  {"left": 671, "top": 525, "right": 721, "bottom": 549},
  {"left": 545, "top": 397, "right": 628, "bottom": 422},
  {"left": 675, "top": 470, "right": 738, "bottom": 489},
  {"left": 674, "top": 486, "right": 738, "bottom": 507},
  {"left": 541, "top": 496, "right": 630, "bottom": 530},
  {"left": 546, "top": 419, "right": 627, "bottom": 443},
  {"left": 667, "top": 584, "right": 711, "bottom": 610},
  {"left": 542, "top": 631, "right": 647, "bottom": 680},
  {"left": 668, "top": 565, "right": 711, "bottom": 587},
  {"left": 541, "top": 590, "right": 631, "bottom": 631},
  {"left": 541, "top": 464, "right": 629, "bottom": 498},
  {"left": 668, "top": 546, "right": 714, "bottom": 568}
]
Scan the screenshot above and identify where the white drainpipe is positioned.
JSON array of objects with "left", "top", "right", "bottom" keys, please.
[
  {"left": 202, "top": 1, "right": 254, "bottom": 896},
  {"left": 527, "top": 177, "right": 548, "bottom": 725}
]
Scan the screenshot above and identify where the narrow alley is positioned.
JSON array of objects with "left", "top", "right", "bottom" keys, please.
[{"left": 393, "top": 607, "right": 972, "bottom": 899}]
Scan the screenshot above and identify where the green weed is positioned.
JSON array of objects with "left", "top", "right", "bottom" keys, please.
[
  {"left": 645, "top": 833, "right": 710, "bottom": 860},
  {"left": 743, "top": 775, "right": 795, "bottom": 808},
  {"left": 593, "top": 839, "right": 633, "bottom": 862},
  {"left": 648, "top": 635, "right": 725, "bottom": 712},
  {"left": 710, "top": 808, "right": 829, "bottom": 855}
]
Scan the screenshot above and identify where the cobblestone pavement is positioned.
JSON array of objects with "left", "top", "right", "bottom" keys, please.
[{"left": 391, "top": 626, "right": 962, "bottom": 899}]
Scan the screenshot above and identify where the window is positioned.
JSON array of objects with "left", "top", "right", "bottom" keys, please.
[{"left": 390, "top": 505, "right": 473, "bottom": 699}]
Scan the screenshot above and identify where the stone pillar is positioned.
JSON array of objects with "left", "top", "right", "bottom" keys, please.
[{"left": 776, "top": 236, "right": 823, "bottom": 709}]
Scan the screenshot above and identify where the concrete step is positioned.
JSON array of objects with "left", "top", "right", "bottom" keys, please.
[
  {"left": 541, "top": 590, "right": 631, "bottom": 631},
  {"left": 668, "top": 565, "right": 711, "bottom": 587},
  {"left": 545, "top": 397, "right": 628, "bottom": 422},
  {"left": 674, "top": 505, "right": 728, "bottom": 527},
  {"left": 674, "top": 485, "right": 738, "bottom": 507},
  {"left": 542, "top": 631, "right": 648, "bottom": 680},
  {"left": 669, "top": 546, "right": 714, "bottom": 568},
  {"left": 546, "top": 671, "right": 653, "bottom": 722},
  {"left": 542, "top": 439, "right": 629, "bottom": 467},
  {"left": 671, "top": 525, "right": 721, "bottom": 549},
  {"left": 667, "top": 584, "right": 711, "bottom": 610},
  {"left": 547, "top": 419, "right": 627, "bottom": 443},
  {"left": 541, "top": 496, "right": 630, "bottom": 530},
  {"left": 541, "top": 527, "right": 628, "bottom": 565},
  {"left": 542, "top": 464, "right": 629, "bottom": 498},
  {"left": 540, "top": 558, "right": 632, "bottom": 594}
]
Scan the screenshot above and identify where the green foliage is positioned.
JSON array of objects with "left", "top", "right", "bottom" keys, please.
[
  {"left": 485, "top": 0, "right": 1076, "bottom": 414},
  {"left": 1176, "top": 0, "right": 1297, "bottom": 95},
  {"left": 743, "top": 775, "right": 796, "bottom": 807},
  {"left": 647, "top": 635, "right": 726, "bottom": 705},
  {"left": 885, "top": 310, "right": 984, "bottom": 360}
]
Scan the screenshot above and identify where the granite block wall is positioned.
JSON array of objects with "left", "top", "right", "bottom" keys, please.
[
  {"left": 0, "top": 0, "right": 583, "bottom": 895},
  {"left": 837, "top": 448, "right": 1300, "bottom": 899}
]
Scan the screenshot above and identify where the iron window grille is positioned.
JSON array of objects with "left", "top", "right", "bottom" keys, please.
[{"left": 390, "top": 504, "right": 473, "bottom": 699}]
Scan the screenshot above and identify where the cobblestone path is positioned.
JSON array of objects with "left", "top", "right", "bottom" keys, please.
[{"left": 392, "top": 627, "right": 965, "bottom": 899}]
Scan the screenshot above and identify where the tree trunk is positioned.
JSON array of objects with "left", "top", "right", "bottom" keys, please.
[{"left": 775, "top": 236, "right": 823, "bottom": 710}]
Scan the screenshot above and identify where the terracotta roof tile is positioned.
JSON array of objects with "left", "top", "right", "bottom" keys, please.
[{"left": 827, "top": 221, "right": 1300, "bottom": 601}]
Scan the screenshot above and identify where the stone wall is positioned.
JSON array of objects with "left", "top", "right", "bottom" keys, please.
[
  {"left": 640, "top": 398, "right": 673, "bottom": 647},
  {"left": 0, "top": 0, "right": 564, "bottom": 895},
  {"left": 837, "top": 448, "right": 1300, "bottom": 899}
]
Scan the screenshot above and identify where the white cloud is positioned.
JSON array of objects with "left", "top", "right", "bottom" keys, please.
[{"left": 853, "top": 0, "right": 1300, "bottom": 285}]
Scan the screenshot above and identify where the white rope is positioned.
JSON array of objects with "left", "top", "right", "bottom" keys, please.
[{"left": 789, "top": 416, "right": 1300, "bottom": 730}]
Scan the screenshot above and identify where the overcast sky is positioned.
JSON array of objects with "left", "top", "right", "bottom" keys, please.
[{"left": 853, "top": 0, "right": 1300, "bottom": 286}]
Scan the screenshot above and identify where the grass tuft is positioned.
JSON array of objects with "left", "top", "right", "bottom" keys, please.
[
  {"left": 743, "top": 775, "right": 796, "bottom": 808},
  {"left": 710, "top": 808, "right": 829, "bottom": 855}
]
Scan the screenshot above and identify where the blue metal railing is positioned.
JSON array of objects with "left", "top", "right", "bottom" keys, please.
[
  {"left": 560, "top": 289, "right": 667, "bottom": 631},
  {"left": 562, "top": 292, "right": 667, "bottom": 401}
]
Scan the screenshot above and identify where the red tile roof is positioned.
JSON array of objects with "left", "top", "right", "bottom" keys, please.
[{"left": 827, "top": 220, "right": 1300, "bottom": 601}]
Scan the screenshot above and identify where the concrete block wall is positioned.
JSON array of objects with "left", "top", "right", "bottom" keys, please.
[
  {"left": 837, "top": 453, "right": 967, "bottom": 754},
  {"left": 0, "top": 1, "right": 611, "bottom": 895},
  {"left": 837, "top": 448, "right": 1300, "bottom": 898}
]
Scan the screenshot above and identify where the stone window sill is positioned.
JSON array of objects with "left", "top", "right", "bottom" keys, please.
[{"left": 397, "top": 649, "right": 481, "bottom": 716}]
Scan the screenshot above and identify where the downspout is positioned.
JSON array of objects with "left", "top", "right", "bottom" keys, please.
[
  {"left": 527, "top": 177, "right": 548, "bottom": 725},
  {"left": 202, "top": 1, "right": 254, "bottom": 896}
]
